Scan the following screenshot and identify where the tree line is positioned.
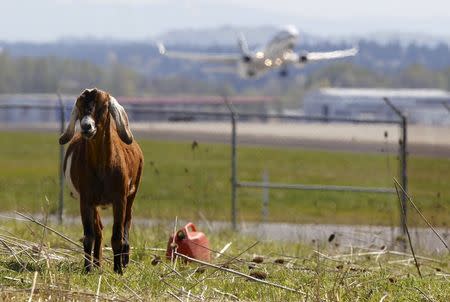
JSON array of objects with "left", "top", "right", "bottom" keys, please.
[{"left": 2, "top": 51, "right": 450, "bottom": 105}]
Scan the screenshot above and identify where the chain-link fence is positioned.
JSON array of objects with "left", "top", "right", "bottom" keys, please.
[{"left": 1, "top": 95, "right": 449, "bottom": 236}]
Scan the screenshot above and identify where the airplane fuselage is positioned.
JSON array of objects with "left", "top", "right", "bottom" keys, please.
[{"left": 238, "top": 26, "right": 299, "bottom": 78}]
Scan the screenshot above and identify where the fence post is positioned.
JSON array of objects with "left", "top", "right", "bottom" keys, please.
[
  {"left": 224, "top": 96, "right": 238, "bottom": 231},
  {"left": 383, "top": 97, "right": 408, "bottom": 235},
  {"left": 400, "top": 116, "right": 408, "bottom": 229},
  {"left": 57, "top": 93, "right": 65, "bottom": 224}
]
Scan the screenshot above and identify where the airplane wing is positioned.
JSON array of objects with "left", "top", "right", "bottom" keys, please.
[
  {"left": 300, "top": 47, "right": 358, "bottom": 63},
  {"left": 157, "top": 43, "right": 240, "bottom": 64},
  {"left": 285, "top": 47, "right": 358, "bottom": 65}
]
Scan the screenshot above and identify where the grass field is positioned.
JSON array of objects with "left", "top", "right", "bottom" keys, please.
[
  {"left": 0, "top": 220, "right": 448, "bottom": 301},
  {"left": 0, "top": 131, "right": 449, "bottom": 226},
  {"left": 0, "top": 131, "right": 449, "bottom": 301}
]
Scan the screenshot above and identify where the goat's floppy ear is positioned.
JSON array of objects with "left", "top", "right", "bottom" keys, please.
[
  {"left": 59, "top": 102, "right": 78, "bottom": 145},
  {"left": 109, "top": 96, "right": 133, "bottom": 144}
]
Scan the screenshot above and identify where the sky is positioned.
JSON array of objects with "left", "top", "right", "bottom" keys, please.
[{"left": 1, "top": 0, "right": 450, "bottom": 42}]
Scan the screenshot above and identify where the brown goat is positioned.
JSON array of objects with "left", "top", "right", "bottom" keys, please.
[{"left": 59, "top": 88, "right": 143, "bottom": 274}]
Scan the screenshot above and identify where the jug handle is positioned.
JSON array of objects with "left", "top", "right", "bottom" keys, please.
[{"left": 184, "top": 222, "right": 197, "bottom": 234}]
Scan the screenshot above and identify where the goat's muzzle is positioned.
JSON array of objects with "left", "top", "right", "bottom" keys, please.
[{"left": 80, "top": 116, "right": 97, "bottom": 139}]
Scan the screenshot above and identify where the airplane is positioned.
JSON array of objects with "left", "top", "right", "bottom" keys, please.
[{"left": 157, "top": 25, "right": 358, "bottom": 78}]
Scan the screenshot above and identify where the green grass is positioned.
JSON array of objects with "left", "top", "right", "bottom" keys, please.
[
  {"left": 0, "top": 220, "right": 448, "bottom": 301},
  {"left": 0, "top": 130, "right": 449, "bottom": 226}
]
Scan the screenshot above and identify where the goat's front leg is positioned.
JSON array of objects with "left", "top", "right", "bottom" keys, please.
[
  {"left": 80, "top": 202, "right": 95, "bottom": 273},
  {"left": 93, "top": 208, "right": 103, "bottom": 268},
  {"left": 112, "top": 200, "right": 126, "bottom": 274}
]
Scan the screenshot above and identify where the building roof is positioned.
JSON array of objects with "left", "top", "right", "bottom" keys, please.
[{"left": 317, "top": 88, "right": 450, "bottom": 99}]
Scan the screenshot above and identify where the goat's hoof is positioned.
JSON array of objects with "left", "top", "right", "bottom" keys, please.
[
  {"left": 83, "top": 266, "right": 92, "bottom": 274},
  {"left": 122, "top": 244, "right": 130, "bottom": 267},
  {"left": 122, "top": 255, "right": 129, "bottom": 267},
  {"left": 114, "top": 267, "right": 123, "bottom": 275}
]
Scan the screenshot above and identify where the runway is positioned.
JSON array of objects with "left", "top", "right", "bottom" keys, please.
[
  {"left": 2, "top": 121, "right": 450, "bottom": 157},
  {"left": 133, "top": 122, "right": 450, "bottom": 158}
]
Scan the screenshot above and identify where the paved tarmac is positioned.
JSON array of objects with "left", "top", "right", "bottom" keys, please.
[
  {"left": 2, "top": 122, "right": 450, "bottom": 157},
  {"left": 133, "top": 122, "right": 450, "bottom": 158}
]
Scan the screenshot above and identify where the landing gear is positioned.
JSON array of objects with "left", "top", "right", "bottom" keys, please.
[{"left": 279, "top": 69, "right": 288, "bottom": 77}]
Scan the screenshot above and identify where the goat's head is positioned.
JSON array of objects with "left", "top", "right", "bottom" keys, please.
[{"left": 59, "top": 88, "right": 134, "bottom": 145}]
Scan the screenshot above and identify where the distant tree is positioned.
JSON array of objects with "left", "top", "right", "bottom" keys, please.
[
  {"left": 0, "top": 52, "right": 19, "bottom": 92},
  {"left": 306, "top": 63, "right": 388, "bottom": 88},
  {"left": 2, "top": 50, "right": 450, "bottom": 104},
  {"left": 0, "top": 54, "right": 142, "bottom": 95},
  {"left": 397, "top": 64, "right": 447, "bottom": 89}
]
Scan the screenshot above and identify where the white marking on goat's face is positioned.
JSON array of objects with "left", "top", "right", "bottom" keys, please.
[
  {"left": 65, "top": 153, "right": 80, "bottom": 200},
  {"left": 75, "top": 88, "right": 110, "bottom": 141},
  {"left": 80, "top": 115, "right": 97, "bottom": 139}
]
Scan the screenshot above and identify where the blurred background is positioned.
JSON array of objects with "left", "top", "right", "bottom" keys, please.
[
  {"left": 2, "top": 0, "right": 450, "bottom": 99},
  {"left": 0, "top": 0, "right": 449, "bottom": 250}
]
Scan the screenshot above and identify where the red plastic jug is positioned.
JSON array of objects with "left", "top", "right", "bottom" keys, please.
[{"left": 166, "top": 222, "right": 211, "bottom": 262}]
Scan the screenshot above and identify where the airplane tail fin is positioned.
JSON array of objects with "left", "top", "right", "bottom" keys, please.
[
  {"left": 156, "top": 42, "right": 166, "bottom": 55},
  {"left": 238, "top": 33, "right": 250, "bottom": 55}
]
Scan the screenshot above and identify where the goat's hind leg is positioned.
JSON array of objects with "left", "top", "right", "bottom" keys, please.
[
  {"left": 123, "top": 166, "right": 142, "bottom": 268},
  {"left": 122, "top": 193, "right": 137, "bottom": 268},
  {"left": 93, "top": 208, "right": 103, "bottom": 268},
  {"left": 81, "top": 203, "right": 95, "bottom": 273}
]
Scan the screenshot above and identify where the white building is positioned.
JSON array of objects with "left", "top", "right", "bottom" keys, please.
[{"left": 304, "top": 88, "right": 450, "bottom": 125}]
